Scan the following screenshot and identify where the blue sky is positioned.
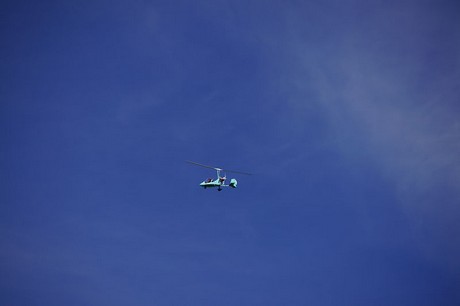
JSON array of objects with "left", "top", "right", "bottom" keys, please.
[{"left": 1, "top": 0, "right": 460, "bottom": 305}]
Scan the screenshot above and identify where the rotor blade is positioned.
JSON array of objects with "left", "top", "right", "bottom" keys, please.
[
  {"left": 186, "top": 161, "right": 251, "bottom": 175},
  {"left": 224, "top": 169, "right": 252, "bottom": 176},
  {"left": 186, "top": 160, "right": 221, "bottom": 171}
]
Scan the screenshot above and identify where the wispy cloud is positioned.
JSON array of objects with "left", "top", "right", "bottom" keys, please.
[
  {"left": 274, "top": 0, "right": 460, "bottom": 197},
  {"left": 273, "top": 1, "right": 460, "bottom": 270}
]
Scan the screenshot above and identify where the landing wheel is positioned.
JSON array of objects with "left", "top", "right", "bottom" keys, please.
[{"left": 218, "top": 188, "right": 222, "bottom": 191}]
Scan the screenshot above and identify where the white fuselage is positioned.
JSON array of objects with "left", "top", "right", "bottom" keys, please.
[{"left": 200, "top": 177, "right": 225, "bottom": 189}]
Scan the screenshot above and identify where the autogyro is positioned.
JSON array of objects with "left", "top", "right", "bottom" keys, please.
[{"left": 187, "top": 161, "right": 251, "bottom": 191}]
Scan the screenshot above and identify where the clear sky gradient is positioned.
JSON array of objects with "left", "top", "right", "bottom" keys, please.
[{"left": 1, "top": 0, "right": 460, "bottom": 305}]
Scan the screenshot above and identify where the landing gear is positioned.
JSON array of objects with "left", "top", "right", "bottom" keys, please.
[{"left": 218, "top": 187, "right": 222, "bottom": 191}]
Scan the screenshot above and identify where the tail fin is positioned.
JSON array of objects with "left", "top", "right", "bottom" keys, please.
[{"left": 229, "top": 178, "right": 237, "bottom": 188}]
